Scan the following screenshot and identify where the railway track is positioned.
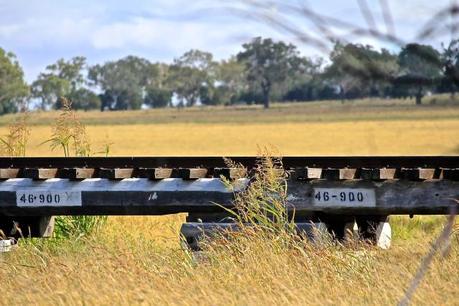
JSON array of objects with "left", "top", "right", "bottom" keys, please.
[
  {"left": 0, "top": 156, "right": 458, "bottom": 248},
  {"left": 1, "top": 156, "right": 458, "bottom": 169}
]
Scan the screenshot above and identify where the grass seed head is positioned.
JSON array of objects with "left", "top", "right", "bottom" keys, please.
[{"left": 0, "top": 112, "right": 30, "bottom": 156}]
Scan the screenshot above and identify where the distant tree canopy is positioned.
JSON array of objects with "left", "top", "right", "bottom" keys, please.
[
  {"left": 237, "top": 37, "right": 302, "bottom": 108},
  {"left": 167, "top": 49, "right": 217, "bottom": 107},
  {"left": 214, "top": 57, "right": 246, "bottom": 105},
  {"left": 88, "top": 56, "right": 159, "bottom": 110},
  {"left": 397, "top": 43, "right": 442, "bottom": 104},
  {"left": 325, "top": 43, "right": 399, "bottom": 99},
  {"left": 2, "top": 37, "right": 459, "bottom": 114},
  {"left": 67, "top": 88, "right": 101, "bottom": 111},
  {"left": 0, "top": 48, "right": 29, "bottom": 114},
  {"left": 144, "top": 88, "right": 172, "bottom": 108},
  {"left": 29, "top": 56, "right": 104, "bottom": 111},
  {"left": 441, "top": 39, "right": 459, "bottom": 97}
]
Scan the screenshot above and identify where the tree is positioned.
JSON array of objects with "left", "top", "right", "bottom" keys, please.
[
  {"left": 31, "top": 57, "right": 91, "bottom": 110},
  {"left": 198, "top": 57, "right": 248, "bottom": 106},
  {"left": 237, "top": 37, "right": 300, "bottom": 108},
  {"left": 144, "top": 88, "right": 172, "bottom": 108},
  {"left": 31, "top": 75, "right": 70, "bottom": 110},
  {"left": 441, "top": 39, "right": 459, "bottom": 97},
  {"left": 204, "top": 57, "right": 246, "bottom": 105},
  {"left": 282, "top": 56, "right": 324, "bottom": 102},
  {"left": 47, "top": 57, "right": 86, "bottom": 90},
  {"left": 167, "top": 50, "right": 216, "bottom": 106},
  {"left": 88, "top": 56, "right": 159, "bottom": 110},
  {"left": 66, "top": 88, "right": 101, "bottom": 111},
  {"left": 325, "top": 43, "right": 398, "bottom": 100},
  {"left": 0, "top": 48, "right": 29, "bottom": 114},
  {"left": 398, "top": 43, "right": 442, "bottom": 105}
]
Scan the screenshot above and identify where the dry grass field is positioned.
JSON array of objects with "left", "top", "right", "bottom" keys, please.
[
  {"left": 1, "top": 97, "right": 459, "bottom": 156},
  {"left": 0, "top": 98, "right": 458, "bottom": 305}
]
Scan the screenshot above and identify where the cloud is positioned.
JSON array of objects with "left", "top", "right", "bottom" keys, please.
[
  {"left": 90, "top": 18, "right": 224, "bottom": 53},
  {"left": 0, "top": 0, "right": 455, "bottom": 82},
  {"left": 89, "top": 16, "right": 273, "bottom": 57},
  {"left": 0, "top": 24, "right": 21, "bottom": 38}
]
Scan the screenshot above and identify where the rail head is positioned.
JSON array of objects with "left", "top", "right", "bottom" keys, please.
[{"left": 0, "top": 156, "right": 458, "bottom": 169}]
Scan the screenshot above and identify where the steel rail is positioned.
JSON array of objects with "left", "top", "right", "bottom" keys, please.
[{"left": 0, "top": 156, "right": 458, "bottom": 169}]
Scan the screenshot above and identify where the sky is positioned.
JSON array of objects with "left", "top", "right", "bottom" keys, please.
[{"left": 0, "top": 0, "right": 455, "bottom": 82}]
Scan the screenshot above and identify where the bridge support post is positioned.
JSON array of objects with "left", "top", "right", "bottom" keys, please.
[
  {"left": 356, "top": 216, "right": 391, "bottom": 249},
  {"left": 36, "top": 216, "right": 55, "bottom": 238},
  {"left": 0, "top": 216, "right": 55, "bottom": 238},
  {"left": 180, "top": 220, "right": 332, "bottom": 251},
  {"left": 306, "top": 222, "right": 329, "bottom": 244},
  {"left": 344, "top": 221, "right": 359, "bottom": 241},
  {"left": 374, "top": 221, "right": 391, "bottom": 250}
]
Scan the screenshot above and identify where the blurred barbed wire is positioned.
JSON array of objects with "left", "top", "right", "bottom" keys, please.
[
  {"left": 227, "top": 0, "right": 459, "bottom": 52},
  {"left": 218, "top": 0, "right": 459, "bottom": 101}
]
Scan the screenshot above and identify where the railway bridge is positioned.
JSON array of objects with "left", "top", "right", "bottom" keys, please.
[{"left": 0, "top": 156, "right": 457, "bottom": 250}]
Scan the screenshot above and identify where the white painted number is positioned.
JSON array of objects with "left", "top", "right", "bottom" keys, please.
[
  {"left": 16, "top": 191, "right": 82, "bottom": 207},
  {"left": 148, "top": 192, "right": 158, "bottom": 201},
  {"left": 313, "top": 188, "right": 376, "bottom": 207}
]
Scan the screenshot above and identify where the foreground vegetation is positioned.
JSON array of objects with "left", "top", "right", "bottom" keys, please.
[
  {"left": 0, "top": 215, "right": 456, "bottom": 305},
  {"left": 0, "top": 99, "right": 457, "bottom": 304},
  {"left": 1, "top": 161, "right": 457, "bottom": 305}
]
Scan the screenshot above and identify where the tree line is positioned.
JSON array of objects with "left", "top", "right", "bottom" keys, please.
[{"left": 2, "top": 37, "right": 459, "bottom": 114}]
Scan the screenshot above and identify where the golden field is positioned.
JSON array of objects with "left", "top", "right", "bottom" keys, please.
[
  {"left": 9, "top": 120, "right": 458, "bottom": 156},
  {"left": 1, "top": 98, "right": 459, "bottom": 156},
  {"left": 0, "top": 98, "right": 458, "bottom": 305}
]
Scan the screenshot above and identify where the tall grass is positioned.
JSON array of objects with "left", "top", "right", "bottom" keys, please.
[
  {"left": 0, "top": 112, "right": 30, "bottom": 156},
  {"left": 201, "top": 151, "right": 338, "bottom": 264},
  {"left": 43, "top": 97, "right": 91, "bottom": 157},
  {"left": 54, "top": 215, "right": 107, "bottom": 239},
  {"left": 45, "top": 97, "right": 106, "bottom": 238},
  {"left": 200, "top": 153, "right": 458, "bottom": 306},
  {"left": 221, "top": 152, "right": 295, "bottom": 234},
  {"left": 1, "top": 215, "right": 457, "bottom": 304}
]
